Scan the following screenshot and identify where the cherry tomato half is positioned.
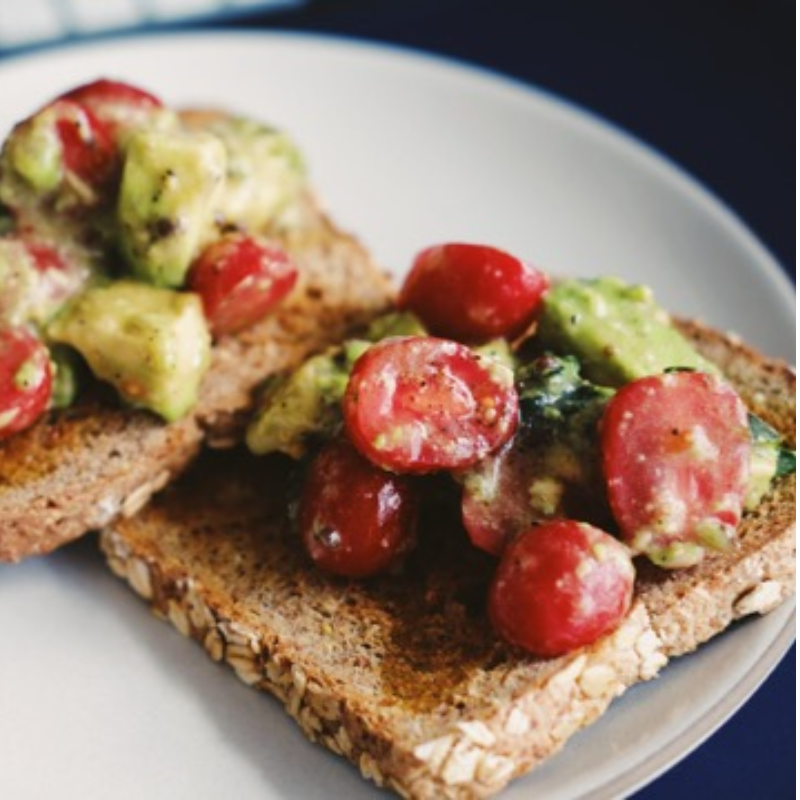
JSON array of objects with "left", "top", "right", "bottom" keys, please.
[
  {"left": 186, "top": 234, "right": 298, "bottom": 337},
  {"left": 60, "top": 79, "right": 163, "bottom": 133},
  {"left": 0, "top": 327, "right": 53, "bottom": 439},
  {"left": 297, "top": 437, "right": 419, "bottom": 578},
  {"left": 49, "top": 100, "right": 117, "bottom": 190},
  {"left": 489, "top": 520, "right": 635, "bottom": 657},
  {"left": 398, "top": 243, "right": 549, "bottom": 343},
  {"left": 601, "top": 371, "right": 751, "bottom": 568},
  {"left": 343, "top": 336, "right": 519, "bottom": 474},
  {"left": 459, "top": 441, "right": 536, "bottom": 556}
]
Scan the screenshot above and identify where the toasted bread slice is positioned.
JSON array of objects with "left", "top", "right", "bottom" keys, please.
[
  {"left": 0, "top": 192, "right": 393, "bottom": 562},
  {"left": 99, "top": 319, "right": 795, "bottom": 798}
]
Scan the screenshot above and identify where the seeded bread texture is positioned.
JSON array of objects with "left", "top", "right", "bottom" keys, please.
[
  {"left": 0, "top": 192, "right": 393, "bottom": 562},
  {"left": 100, "top": 320, "right": 795, "bottom": 798}
]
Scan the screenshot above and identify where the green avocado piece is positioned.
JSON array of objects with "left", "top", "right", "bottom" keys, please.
[
  {"left": 202, "top": 116, "right": 306, "bottom": 233},
  {"left": 246, "top": 349, "right": 350, "bottom": 459},
  {"left": 745, "top": 414, "right": 796, "bottom": 510},
  {"left": 118, "top": 128, "right": 226, "bottom": 287},
  {"left": 48, "top": 281, "right": 211, "bottom": 421},
  {"left": 363, "top": 311, "right": 427, "bottom": 341},
  {"left": 245, "top": 311, "right": 430, "bottom": 460},
  {"left": 537, "top": 277, "right": 713, "bottom": 387},
  {"left": 48, "top": 344, "right": 84, "bottom": 410},
  {"left": 0, "top": 107, "right": 64, "bottom": 196}
]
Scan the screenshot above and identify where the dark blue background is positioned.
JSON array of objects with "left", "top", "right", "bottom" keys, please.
[{"left": 230, "top": 3, "right": 794, "bottom": 798}]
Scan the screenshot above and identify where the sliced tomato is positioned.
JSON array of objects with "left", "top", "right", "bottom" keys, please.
[
  {"left": 397, "top": 243, "right": 549, "bottom": 343},
  {"left": 489, "top": 520, "right": 635, "bottom": 657},
  {"left": 49, "top": 101, "right": 117, "bottom": 189},
  {"left": 59, "top": 79, "right": 163, "bottom": 134},
  {"left": 61, "top": 79, "right": 162, "bottom": 113},
  {"left": 0, "top": 327, "right": 53, "bottom": 439},
  {"left": 343, "top": 336, "right": 519, "bottom": 474},
  {"left": 459, "top": 441, "right": 538, "bottom": 556},
  {"left": 601, "top": 371, "right": 751, "bottom": 568},
  {"left": 186, "top": 234, "right": 298, "bottom": 336},
  {"left": 297, "top": 437, "right": 419, "bottom": 578}
]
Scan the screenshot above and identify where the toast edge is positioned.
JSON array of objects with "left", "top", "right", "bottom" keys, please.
[{"left": 100, "top": 525, "right": 666, "bottom": 799}]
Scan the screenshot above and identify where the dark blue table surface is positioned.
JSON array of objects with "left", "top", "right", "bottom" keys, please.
[
  {"left": 2, "top": 1, "right": 794, "bottom": 797},
  {"left": 227, "top": 3, "right": 795, "bottom": 798}
]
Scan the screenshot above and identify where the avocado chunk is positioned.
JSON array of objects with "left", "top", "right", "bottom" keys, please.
[
  {"left": 0, "top": 107, "right": 64, "bottom": 196},
  {"left": 198, "top": 116, "right": 306, "bottom": 233},
  {"left": 118, "top": 128, "right": 226, "bottom": 287},
  {"left": 363, "top": 311, "right": 427, "bottom": 341},
  {"left": 745, "top": 414, "right": 796, "bottom": 510},
  {"left": 246, "top": 311, "right": 424, "bottom": 459},
  {"left": 246, "top": 349, "right": 352, "bottom": 459},
  {"left": 537, "top": 277, "right": 712, "bottom": 387},
  {"left": 48, "top": 281, "right": 211, "bottom": 421}
]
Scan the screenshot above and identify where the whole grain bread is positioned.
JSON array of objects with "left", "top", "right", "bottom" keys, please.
[
  {"left": 0, "top": 192, "right": 394, "bottom": 562},
  {"left": 99, "top": 319, "right": 796, "bottom": 799}
]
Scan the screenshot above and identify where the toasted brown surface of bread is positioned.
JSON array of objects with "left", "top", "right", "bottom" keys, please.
[
  {"left": 100, "top": 319, "right": 795, "bottom": 798},
  {"left": 0, "top": 194, "right": 393, "bottom": 562}
]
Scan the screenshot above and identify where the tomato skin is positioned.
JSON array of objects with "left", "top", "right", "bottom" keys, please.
[
  {"left": 186, "top": 234, "right": 298, "bottom": 336},
  {"left": 398, "top": 243, "right": 549, "bottom": 343},
  {"left": 297, "top": 437, "right": 419, "bottom": 578},
  {"left": 60, "top": 79, "right": 162, "bottom": 116},
  {"left": 48, "top": 101, "right": 117, "bottom": 189},
  {"left": 0, "top": 327, "right": 53, "bottom": 439},
  {"left": 489, "top": 520, "right": 635, "bottom": 657},
  {"left": 343, "top": 336, "right": 519, "bottom": 474},
  {"left": 59, "top": 79, "right": 164, "bottom": 137},
  {"left": 601, "top": 371, "right": 751, "bottom": 568},
  {"left": 459, "top": 441, "right": 535, "bottom": 556}
]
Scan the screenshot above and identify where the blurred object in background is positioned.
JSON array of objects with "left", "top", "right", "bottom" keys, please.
[{"left": 0, "top": 0, "right": 304, "bottom": 52}]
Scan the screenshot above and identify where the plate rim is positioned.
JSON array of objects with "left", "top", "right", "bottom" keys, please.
[{"left": 0, "top": 28, "right": 794, "bottom": 799}]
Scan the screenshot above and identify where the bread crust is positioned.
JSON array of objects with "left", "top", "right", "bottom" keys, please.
[
  {"left": 0, "top": 196, "right": 394, "bottom": 562},
  {"left": 99, "top": 318, "right": 795, "bottom": 798}
]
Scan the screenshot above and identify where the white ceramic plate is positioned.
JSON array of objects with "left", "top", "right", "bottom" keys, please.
[{"left": 0, "top": 32, "right": 794, "bottom": 800}]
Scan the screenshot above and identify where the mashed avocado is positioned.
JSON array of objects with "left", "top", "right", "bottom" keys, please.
[{"left": 537, "top": 277, "right": 712, "bottom": 387}]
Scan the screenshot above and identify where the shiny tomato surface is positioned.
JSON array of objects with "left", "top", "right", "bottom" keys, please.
[
  {"left": 187, "top": 234, "right": 297, "bottom": 336},
  {"left": 489, "top": 520, "right": 634, "bottom": 657},
  {"left": 602, "top": 371, "right": 751, "bottom": 567},
  {"left": 398, "top": 243, "right": 549, "bottom": 343},
  {"left": 343, "top": 336, "right": 519, "bottom": 474},
  {"left": 0, "top": 327, "right": 53, "bottom": 439},
  {"left": 298, "top": 437, "right": 419, "bottom": 577}
]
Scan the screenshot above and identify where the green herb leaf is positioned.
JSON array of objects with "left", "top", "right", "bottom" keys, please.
[{"left": 776, "top": 448, "right": 796, "bottom": 477}]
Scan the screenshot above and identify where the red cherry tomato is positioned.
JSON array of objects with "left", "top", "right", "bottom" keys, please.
[
  {"left": 489, "top": 520, "right": 635, "bottom": 657},
  {"left": 601, "top": 371, "right": 751, "bottom": 568},
  {"left": 398, "top": 243, "right": 549, "bottom": 343},
  {"left": 297, "top": 437, "right": 419, "bottom": 578},
  {"left": 459, "top": 441, "right": 535, "bottom": 556},
  {"left": 48, "top": 100, "right": 116, "bottom": 189},
  {"left": 59, "top": 79, "right": 163, "bottom": 133},
  {"left": 186, "top": 234, "right": 298, "bottom": 336},
  {"left": 0, "top": 327, "right": 53, "bottom": 439},
  {"left": 343, "top": 336, "right": 519, "bottom": 474},
  {"left": 61, "top": 79, "right": 162, "bottom": 113}
]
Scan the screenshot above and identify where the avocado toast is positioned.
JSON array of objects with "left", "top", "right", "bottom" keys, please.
[
  {"left": 100, "top": 296, "right": 796, "bottom": 799},
  {"left": 0, "top": 82, "right": 393, "bottom": 562}
]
